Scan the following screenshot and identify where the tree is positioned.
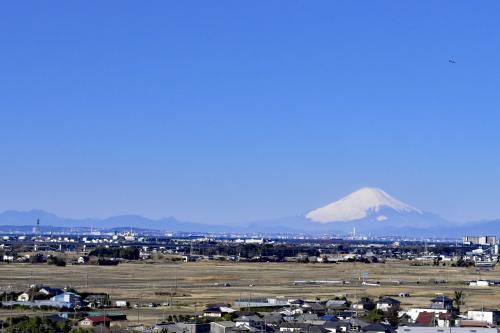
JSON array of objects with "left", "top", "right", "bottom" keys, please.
[
  {"left": 386, "top": 307, "right": 399, "bottom": 326},
  {"left": 366, "top": 309, "right": 384, "bottom": 322},
  {"left": 453, "top": 290, "right": 464, "bottom": 313}
]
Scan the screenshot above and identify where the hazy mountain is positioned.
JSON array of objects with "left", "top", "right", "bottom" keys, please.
[
  {"left": 1, "top": 188, "right": 499, "bottom": 236},
  {"left": 0, "top": 210, "right": 232, "bottom": 233}
]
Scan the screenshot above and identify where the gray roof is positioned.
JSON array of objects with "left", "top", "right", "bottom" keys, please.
[
  {"left": 362, "top": 323, "right": 395, "bottom": 333},
  {"left": 378, "top": 297, "right": 401, "bottom": 305},
  {"left": 397, "top": 328, "right": 497, "bottom": 333}
]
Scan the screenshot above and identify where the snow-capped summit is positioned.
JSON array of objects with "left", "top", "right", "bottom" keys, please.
[{"left": 306, "top": 187, "right": 422, "bottom": 223}]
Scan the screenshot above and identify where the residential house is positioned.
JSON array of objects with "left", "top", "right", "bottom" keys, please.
[
  {"left": 50, "top": 292, "right": 82, "bottom": 308},
  {"left": 362, "top": 323, "right": 396, "bottom": 333},
  {"left": 414, "top": 312, "right": 435, "bottom": 327},
  {"left": 211, "top": 321, "right": 236, "bottom": 333},
  {"left": 377, "top": 298, "right": 401, "bottom": 312},
  {"left": 280, "top": 322, "right": 329, "bottom": 333},
  {"left": 203, "top": 306, "right": 236, "bottom": 318},
  {"left": 430, "top": 296, "right": 454, "bottom": 310},
  {"left": 397, "top": 328, "right": 497, "bottom": 333},
  {"left": 466, "top": 310, "right": 500, "bottom": 325},
  {"left": 325, "top": 300, "right": 348, "bottom": 310},
  {"left": 347, "top": 318, "right": 371, "bottom": 332},
  {"left": 79, "top": 316, "right": 112, "bottom": 328},
  {"left": 39, "top": 287, "right": 64, "bottom": 296},
  {"left": 336, "top": 311, "right": 356, "bottom": 320},
  {"left": 84, "top": 294, "right": 110, "bottom": 308},
  {"left": 352, "top": 301, "right": 376, "bottom": 312},
  {"left": 77, "top": 256, "right": 89, "bottom": 264},
  {"left": 17, "top": 292, "right": 31, "bottom": 302},
  {"left": 322, "top": 321, "right": 349, "bottom": 333},
  {"left": 302, "top": 302, "right": 326, "bottom": 314}
]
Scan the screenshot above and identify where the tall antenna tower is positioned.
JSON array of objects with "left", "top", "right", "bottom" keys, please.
[{"left": 32, "top": 218, "right": 40, "bottom": 235}]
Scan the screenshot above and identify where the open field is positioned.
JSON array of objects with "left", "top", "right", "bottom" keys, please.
[{"left": 1, "top": 261, "right": 499, "bottom": 323}]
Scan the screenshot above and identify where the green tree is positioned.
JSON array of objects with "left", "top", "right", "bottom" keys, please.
[
  {"left": 385, "top": 307, "right": 399, "bottom": 326},
  {"left": 367, "top": 309, "right": 384, "bottom": 322},
  {"left": 453, "top": 290, "right": 464, "bottom": 313}
]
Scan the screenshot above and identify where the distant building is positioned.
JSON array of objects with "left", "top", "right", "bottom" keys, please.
[
  {"left": 467, "top": 310, "right": 500, "bottom": 325},
  {"left": 430, "top": 296, "right": 454, "bottom": 310},
  {"left": 377, "top": 297, "right": 401, "bottom": 312},
  {"left": 79, "top": 316, "right": 112, "bottom": 328},
  {"left": 50, "top": 292, "right": 82, "bottom": 308},
  {"left": 463, "top": 236, "right": 496, "bottom": 246},
  {"left": 397, "top": 328, "right": 497, "bottom": 333},
  {"left": 39, "top": 287, "right": 64, "bottom": 296},
  {"left": 17, "top": 292, "right": 31, "bottom": 302},
  {"left": 77, "top": 256, "right": 89, "bottom": 264}
]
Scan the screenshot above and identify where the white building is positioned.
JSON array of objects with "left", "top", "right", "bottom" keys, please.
[
  {"left": 17, "top": 292, "right": 31, "bottom": 302},
  {"left": 467, "top": 310, "right": 500, "bottom": 325},
  {"left": 398, "top": 328, "right": 496, "bottom": 333}
]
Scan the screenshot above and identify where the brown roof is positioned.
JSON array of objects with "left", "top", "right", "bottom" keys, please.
[
  {"left": 460, "top": 320, "right": 491, "bottom": 328},
  {"left": 84, "top": 316, "right": 112, "bottom": 323},
  {"left": 415, "top": 312, "right": 434, "bottom": 326}
]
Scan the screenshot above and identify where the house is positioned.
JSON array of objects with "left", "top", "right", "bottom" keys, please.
[
  {"left": 2, "top": 254, "right": 15, "bottom": 262},
  {"left": 79, "top": 316, "right": 112, "bottom": 327},
  {"left": 280, "top": 322, "right": 329, "bottom": 333},
  {"left": 397, "top": 328, "right": 497, "bottom": 333},
  {"left": 436, "top": 312, "right": 454, "bottom": 327},
  {"left": 319, "top": 315, "right": 338, "bottom": 322},
  {"left": 211, "top": 321, "right": 236, "bottom": 333},
  {"left": 403, "top": 309, "right": 452, "bottom": 322},
  {"left": 77, "top": 256, "right": 89, "bottom": 264},
  {"left": 336, "top": 311, "right": 356, "bottom": 320},
  {"left": 174, "top": 323, "right": 211, "bottom": 333},
  {"left": 235, "top": 315, "right": 263, "bottom": 326},
  {"left": 115, "top": 300, "right": 129, "bottom": 307},
  {"left": 430, "top": 296, "right": 454, "bottom": 310},
  {"left": 459, "top": 320, "right": 492, "bottom": 328},
  {"left": 414, "top": 312, "right": 435, "bottom": 327},
  {"left": 302, "top": 302, "right": 326, "bottom": 314},
  {"left": 203, "top": 306, "right": 236, "bottom": 318},
  {"left": 17, "top": 292, "right": 31, "bottom": 302},
  {"left": 262, "top": 313, "right": 284, "bottom": 326},
  {"left": 39, "top": 287, "right": 64, "bottom": 296},
  {"left": 234, "top": 315, "right": 267, "bottom": 332},
  {"left": 322, "top": 321, "right": 348, "bottom": 333},
  {"left": 325, "top": 300, "right": 348, "bottom": 309},
  {"left": 348, "top": 318, "right": 371, "bottom": 332},
  {"left": 50, "top": 292, "right": 82, "bottom": 308},
  {"left": 361, "top": 323, "right": 396, "bottom": 333},
  {"left": 295, "top": 313, "right": 319, "bottom": 323},
  {"left": 352, "top": 301, "right": 376, "bottom": 311},
  {"left": 84, "top": 294, "right": 110, "bottom": 308},
  {"left": 376, "top": 297, "right": 401, "bottom": 312},
  {"left": 467, "top": 310, "right": 500, "bottom": 325}
]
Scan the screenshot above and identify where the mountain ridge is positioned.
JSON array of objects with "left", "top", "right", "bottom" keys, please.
[{"left": 1, "top": 188, "right": 499, "bottom": 236}]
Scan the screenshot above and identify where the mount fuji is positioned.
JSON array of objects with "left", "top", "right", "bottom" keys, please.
[
  {"left": 306, "top": 187, "right": 422, "bottom": 224},
  {"left": 249, "top": 187, "right": 453, "bottom": 236}
]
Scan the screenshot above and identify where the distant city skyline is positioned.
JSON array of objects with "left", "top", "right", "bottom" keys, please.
[{"left": 1, "top": 2, "right": 500, "bottom": 224}]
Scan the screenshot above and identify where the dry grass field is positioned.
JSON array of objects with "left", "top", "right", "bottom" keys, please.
[{"left": 1, "top": 261, "right": 499, "bottom": 324}]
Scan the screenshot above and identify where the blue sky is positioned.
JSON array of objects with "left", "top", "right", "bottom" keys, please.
[{"left": 1, "top": 1, "right": 500, "bottom": 224}]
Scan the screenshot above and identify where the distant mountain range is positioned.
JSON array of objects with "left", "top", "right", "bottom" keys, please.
[{"left": 1, "top": 188, "right": 499, "bottom": 237}]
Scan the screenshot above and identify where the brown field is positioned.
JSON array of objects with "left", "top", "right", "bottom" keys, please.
[{"left": 1, "top": 261, "right": 499, "bottom": 324}]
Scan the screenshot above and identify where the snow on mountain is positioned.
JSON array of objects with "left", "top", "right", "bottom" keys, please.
[{"left": 306, "top": 187, "right": 422, "bottom": 223}]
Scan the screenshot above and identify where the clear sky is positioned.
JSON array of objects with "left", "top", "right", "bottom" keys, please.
[{"left": 1, "top": 1, "right": 500, "bottom": 224}]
